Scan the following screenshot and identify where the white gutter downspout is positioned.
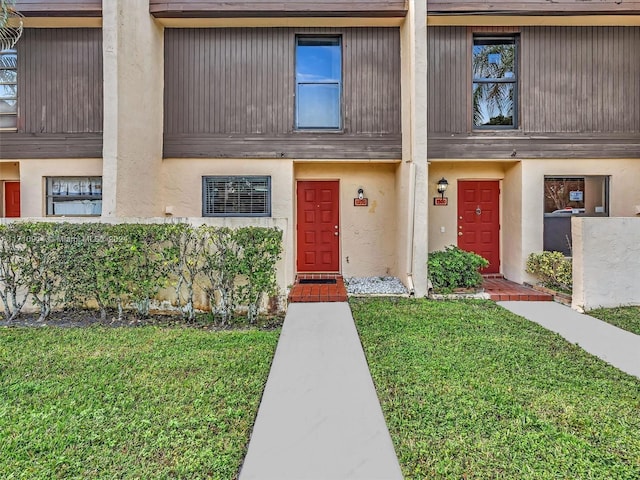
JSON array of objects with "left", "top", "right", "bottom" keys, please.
[{"left": 406, "top": 162, "right": 416, "bottom": 297}]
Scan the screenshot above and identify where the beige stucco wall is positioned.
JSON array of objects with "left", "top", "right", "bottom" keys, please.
[
  {"left": 428, "top": 161, "right": 513, "bottom": 270},
  {"left": 429, "top": 158, "right": 640, "bottom": 284},
  {"left": 295, "top": 162, "right": 398, "bottom": 279},
  {"left": 572, "top": 217, "right": 640, "bottom": 310},
  {"left": 162, "top": 159, "right": 401, "bottom": 284},
  {"left": 520, "top": 158, "right": 640, "bottom": 284},
  {"left": 162, "top": 157, "right": 295, "bottom": 290},
  {"left": 397, "top": 0, "right": 429, "bottom": 296},
  {"left": 17, "top": 159, "right": 103, "bottom": 217},
  {"left": 502, "top": 162, "right": 524, "bottom": 282},
  {"left": 102, "top": 0, "right": 164, "bottom": 217}
]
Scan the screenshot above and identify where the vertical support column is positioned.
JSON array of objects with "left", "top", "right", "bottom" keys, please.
[
  {"left": 398, "top": 0, "right": 428, "bottom": 296},
  {"left": 102, "top": 0, "right": 164, "bottom": 217}
]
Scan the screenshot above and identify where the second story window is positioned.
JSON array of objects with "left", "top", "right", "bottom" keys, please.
[
  {"left": 472, "top": 36, "right": 518, "bottom": 129},
  {"left": 295, "top": 36, "right": 342, "bottom": 130},
  {"left": 0, "top": 49, "right": 17, "bottom": 131}
]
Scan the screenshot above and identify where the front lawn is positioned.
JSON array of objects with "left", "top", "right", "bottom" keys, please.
[
  {"left": 352, "top": 298, "right": 640, "bottom": 479},
  {"left": 0, "top": 327, "right": 279, "bottom": 479},
  {"left": 587, "top": 306, "right": 640, "bottom": 336}
]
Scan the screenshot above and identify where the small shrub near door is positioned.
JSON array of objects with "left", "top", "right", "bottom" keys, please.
[
  {"left": 526, "top": 251, "right": 572, "bottom": 293},
  {"left": 428, "top": 245, "right": 489, "bottom": 293}
]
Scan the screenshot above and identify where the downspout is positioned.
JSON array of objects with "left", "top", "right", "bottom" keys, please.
[{"left": 406, "top": 162, "right": 416, "bottom": 297}]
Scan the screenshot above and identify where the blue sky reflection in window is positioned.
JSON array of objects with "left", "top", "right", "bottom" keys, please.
[{"left": 296, "top": 37, "right": 341, "bottom": 129}]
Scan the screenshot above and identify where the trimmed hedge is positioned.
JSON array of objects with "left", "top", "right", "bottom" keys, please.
[
  {"left": 0, "top": 222, "right": 282, "bottom": 324},
  {"left": 428, "top": 245, "right": 489, "bottom": 293}
]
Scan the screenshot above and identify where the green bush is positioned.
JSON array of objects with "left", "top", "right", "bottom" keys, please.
[
  {"left": 526, "top": 251, "right": 572, "bottom": 293},
  {"left": 0, "top": 221, "right": 283, "bottom": 324},
  {"left": 428, "top": 246, "right": 489, "bottom": 293}
]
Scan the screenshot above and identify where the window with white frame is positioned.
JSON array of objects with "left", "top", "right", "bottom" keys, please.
[
  {"left": 295, "top": 36, "right": 342, "bottom": 130},
  {"left": 472, "top": 36, "right": 518, "bottom": 129},
  {"left": 0, "top": 49, "right": 17, "bottom": 130},
  {"left": 202, "top": 176, "right": 271, "bottom": 217},
  {"left": 46, "top": 177, "right": 102, "bottom": 216}
]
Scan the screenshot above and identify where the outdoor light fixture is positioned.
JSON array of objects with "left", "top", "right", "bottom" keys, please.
[
  {"left": 437, "top": 177, "right": 449, "bottom": 199},
  {"left": 358, "top": 188, "right": 364, "bottom": 200}
]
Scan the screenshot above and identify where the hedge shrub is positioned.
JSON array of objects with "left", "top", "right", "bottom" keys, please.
[
  {"left": 0, "top": 222, "right": 282, "bottom": 324},
  {"left": 526, "top": 251, "right": 572, "bottom": 293},
  {"left": 428, "top": 245, "right": 489, "bottom": 293}
]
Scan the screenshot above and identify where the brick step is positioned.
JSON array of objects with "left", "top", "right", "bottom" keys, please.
[{"left": 288, "top": 274, "right": 348, "bottom": 303}]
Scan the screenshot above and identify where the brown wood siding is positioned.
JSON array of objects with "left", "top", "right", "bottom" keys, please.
[
  {"left": 428, "top": 1, "right": 640, "bottom": 15},
  {"left": 428, "top": 134, "right": 640, "bottom": 160},
  {"left": 0, "top": 28, "right": 103, "bottom": 159},
  {"left": 150, "top": 1, "right": 408, "bottom": 18},
  {"left": 521, "top": 26, "right": 640, "bottom": 133},
  {"left": 427, "top": 26, "right": 640, "bottom": 159},
  {"left": 0, "top": 133, "right": 102, "bottom": 158},
  {"left": 18, "top": 28, "right": 103, "bottom": 134},
  {"left": 164, "top": 27, "right": 401, "bottom": 159},
  {"left": 427, "top": 27, "right": 467, "bottom": 134},
  {"left": 15, "top": 0, "right": 102, "bottom": 16}
]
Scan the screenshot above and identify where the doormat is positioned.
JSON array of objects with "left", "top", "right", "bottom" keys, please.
[{"left": 298, "top": 278, "right": 337, "bottom": 285}]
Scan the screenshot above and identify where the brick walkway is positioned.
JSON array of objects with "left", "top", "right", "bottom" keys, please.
[
  {"left": 288, "top": 274, "right": 348, "bottom": 303},
  {"left": 482, "top": 275, "right": 553, "bottom": 301}
]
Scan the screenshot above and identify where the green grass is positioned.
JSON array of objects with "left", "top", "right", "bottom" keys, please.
[
  {"left": 0, "top": 326, "right": 279, "bottom": 479},
  {"left": 587, "top": 306, "right": 640, "bottom": 336},
  {"left": 352, "top": 298, "right": 640, "bottom": 480}
]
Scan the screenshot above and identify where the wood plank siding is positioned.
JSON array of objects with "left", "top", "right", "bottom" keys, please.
[
  {"left": 0, "top": 28, "right": 103, "bottom": 159},
  {"left": 15, "top": 0, "right": 102, "bottom": 17},
  {"left": 427, "top": 26, "right": 640, "bottom": 159},
  {"left": 427, "top": 1, "right": 640, "bottom": 15},
  {"left": 164, "top": 27, "right": 402, "bottom": 159},
  {"left": 150, "top": 1, "right": 408, "bottom": 18}
]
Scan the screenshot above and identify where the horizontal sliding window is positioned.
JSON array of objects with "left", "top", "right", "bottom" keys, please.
[
  {"left": 202, "top": 176, "right": 271, "bottom": 217},
  {"left": 46, "top": 176, "right": 102, "bottom": 216},
  {"left": 0, "top": 49, "right": 17, "bottom": 130}
]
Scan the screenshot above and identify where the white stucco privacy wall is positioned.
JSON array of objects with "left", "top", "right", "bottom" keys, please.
[{"left": 572, "top": 217, "right": 640, "bottom": 311}]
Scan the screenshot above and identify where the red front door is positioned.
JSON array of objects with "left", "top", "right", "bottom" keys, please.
[
  {"left": 4, "top": 181, "right": 20, "bottom": 218},
  {"left": 296, "top": 180, "right": 340, "bottom": 272},
  {"left": 457, "top": 180, "right": 500, "bottom": 273}
]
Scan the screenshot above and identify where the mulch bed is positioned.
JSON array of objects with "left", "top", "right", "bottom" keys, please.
[{"left": 0, "top": 309, "right": 284, "bottom": 330}]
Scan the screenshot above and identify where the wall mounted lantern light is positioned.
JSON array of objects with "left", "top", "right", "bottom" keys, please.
[
  {"left": 437, "top": 178, "right": 449, "bottom": 199},
  {"left": 357, "top": 188, "right": 364, "bottom": 200}
]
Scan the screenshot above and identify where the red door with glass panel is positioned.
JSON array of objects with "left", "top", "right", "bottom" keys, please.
[
  {"left": 457, "top": 180, "right": 500, "bottom": 273},
  {"left": 4, "top": 181, "right": 20, "bottom": 217},
  {"left": 296, "top": 181, "right": 340, "bottom": 272}
]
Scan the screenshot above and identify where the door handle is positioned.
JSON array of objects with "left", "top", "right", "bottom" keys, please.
[
  {"left": 458, "top": 232, "right": 463, "bottom": 236},
  {"left": 334, "top": 231, "right": 339, "bottom": 236}
]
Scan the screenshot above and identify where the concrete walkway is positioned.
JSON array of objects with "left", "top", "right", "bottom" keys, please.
[
  {"left": 500, "top": 301, "right": 640, "bottom": 379},
  {"left": 239, "top": 302, "right": 403, "bottom": 480}
]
